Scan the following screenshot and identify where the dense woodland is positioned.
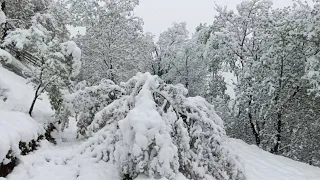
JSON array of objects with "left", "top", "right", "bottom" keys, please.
[{"left": 0, "top": 0, "right": 320, "bottom": 179}]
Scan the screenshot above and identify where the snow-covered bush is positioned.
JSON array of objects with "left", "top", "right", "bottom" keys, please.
[
  {"left": 0, "top": 110, "right": 46, "bottom": 177},
  {"left": 65, "top": 79, "right": 123, "bottom": 136},
  {"left": 77, "top": 73, "right": 245, "bottom": 180}
]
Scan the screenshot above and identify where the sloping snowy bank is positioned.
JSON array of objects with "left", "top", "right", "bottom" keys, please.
[
  {"left": 0, "top": 67, "right": 54, "bottom": 176},
  {"left": 0, "top": 67, "right": 53, "bottom": 123},
  {"left": 230, "top": 139, "right": 320, "bottom": 180}
]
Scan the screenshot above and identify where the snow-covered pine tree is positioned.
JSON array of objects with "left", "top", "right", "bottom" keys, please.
[{"left": 70, "top": 73, "right": 245, "bottom": 180}]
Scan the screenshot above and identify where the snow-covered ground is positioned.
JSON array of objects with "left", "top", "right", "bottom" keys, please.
[
  {"left": 4, "top": 135, "right": 320, "bottom": 180},
  {"left": 1, "top": 66, "right": 320, "bottom": 180},
  {"left": 6, "top": 139, "right": 120, "bottom": 180},
  {"left": 230, "top": 139, "right": 320, "bottom": 180}
]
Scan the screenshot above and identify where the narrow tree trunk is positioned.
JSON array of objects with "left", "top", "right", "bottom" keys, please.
[
  {"left": 249, "top": 112, "right": 261, "bottom": 146},
  {"left": 272, "top": 52, "right": 285, "bottom": 154},
  {"left": 273, "top": 112, "right": 282, "bottom": 154},
  {"left": 29, "top": 84, "right": 41, "bottom": 116},
  {"left": 248, "top": 94, "right": 261, "bottom": 146},
  {"left": 185, "top": 65, "right": 189, "bottom": 90}
]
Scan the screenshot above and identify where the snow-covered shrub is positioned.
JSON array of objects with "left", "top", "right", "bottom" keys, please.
[
  {"left": 78, "top": 73, "right": 245, "bottom": 180},
  {"left": 65, "top": 79, "right": 123, "bottom": 137},
  {"left": 0, "top": 110, "right": 46, "bottom": 177}
]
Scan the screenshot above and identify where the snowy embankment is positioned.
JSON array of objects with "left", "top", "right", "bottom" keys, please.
[
  {"left": 0, "top": 67, "right": 53, "bottom": 176},
  {"left": 229, "top": 139, "right": 320, "bottom": 180},
  {"left": 0, "top": 67, "right": 53, "bottom": 120}
]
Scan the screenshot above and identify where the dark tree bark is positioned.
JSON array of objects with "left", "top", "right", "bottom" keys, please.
[
  {"left": 28, "top": 83, "right": 41, "bottom": 116},
  {"left": 248, "top": 95, "right": 261, "bottom": 146},
  {"left": 272, "top": 112, "right": 282, "bottom": 154}
]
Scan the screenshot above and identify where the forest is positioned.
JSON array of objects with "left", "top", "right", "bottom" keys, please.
[{"left": 0, "top": 0, "right": 320, "bottom": 180}]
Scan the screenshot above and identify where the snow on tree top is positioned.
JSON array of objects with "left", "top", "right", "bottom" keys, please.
[{"left": 64, "top": 41, "right": 82, "bottom": 77}]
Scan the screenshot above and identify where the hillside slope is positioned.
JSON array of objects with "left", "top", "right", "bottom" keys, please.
[
  {"left": 230, "top": 139, "right": 320, "bottom": 180},
  {"left": 0, "top": 67, "right": 53, "bottom": 121},
  {"left": 0, "top": 66, "right": 54, "bottom": 176}
]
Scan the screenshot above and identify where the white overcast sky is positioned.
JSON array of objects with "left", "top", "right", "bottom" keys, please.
[
  {"left": 134, "top": 0, "right": 313, "bottom": 37},
  {"left": 69, "top": 0, "right": 313, "bottom": 38}
]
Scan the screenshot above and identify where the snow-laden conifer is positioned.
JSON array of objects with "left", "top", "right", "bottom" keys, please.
[{"left": 73, "top": 73, "right": 245, "bottom": 180}]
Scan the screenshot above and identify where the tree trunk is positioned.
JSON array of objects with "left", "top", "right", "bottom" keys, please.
[
  {"left": 272, "top": 52, "right": 285, "bottom": 154},
  {"left": 29, "top": 84, "right": 41, "bottom": 117},
  {"left": 248, "top": 93, "right": 261, "bottom": 146},
  {"left": 249, "top": 112, "right": 261, "bottom": 146},
  {"left": 29, "top": 95, "right": 38, "bottom": 117},
  {"left": 272, "top": 112, "right": 282, "bottom": 154}
]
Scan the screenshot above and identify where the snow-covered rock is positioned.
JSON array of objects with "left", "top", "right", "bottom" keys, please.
[{"left": 0, "top": 110, "right": 45, "bottom": 163}]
